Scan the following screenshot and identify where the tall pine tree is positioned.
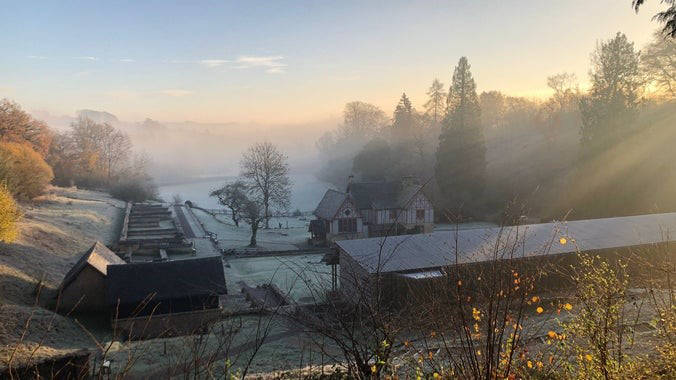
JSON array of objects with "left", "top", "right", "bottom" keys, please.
[
  {"left": 391, "top": 93, "right": 416, "bottom": 141},
  {"left": 423, "top": 79, "right": 447, "bottom": 126},
  {"left": 435, "top": 57, "right": 486, "bottom": 213},
  {"left": 579, "top": 32, "right": 642, "bottom": 156}
]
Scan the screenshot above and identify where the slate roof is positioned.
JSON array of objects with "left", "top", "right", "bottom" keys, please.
[
  {"left": 59, "top": 241, "right": 125, "bottom": 291},
  {"left": 337, "top": 212, "right": 676, "bottom": 274},
  {"left": 106, "top": 256, "right": 227, "bottom": 306},
  {"left": 314, "top": 189, "right": 347, "bottom": 219},
  {"left": 348, "top": 182, "right": 424, "bottom": 210}
]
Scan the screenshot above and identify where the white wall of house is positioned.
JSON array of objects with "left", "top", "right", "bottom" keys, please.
[
  {"left": 327, "top": 197, "right": 367, "bottom": 240},
  {"left": 399, "top": 193, "right": 435, "bottom": 225},
  {"left": 370, "top": 194, "right": 434, "bottom": 227}
]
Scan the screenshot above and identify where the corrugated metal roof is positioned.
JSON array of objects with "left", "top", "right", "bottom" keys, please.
[
  {"left": 336, "top": 212, "right": 676, "bottom": 274},
  {"left": 314, "top": 189, "right": 347, "bottom": 219}
]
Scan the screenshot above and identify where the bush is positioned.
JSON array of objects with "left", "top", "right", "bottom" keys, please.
[
  {"left": 0, "top": 142, "right": 54, "bottom": 200},
  {"left": 0, "top": 185, "right": 20, "bottom": 242},
  {"left": 109, "top": 177, "right": 158, "bottom": 202}
]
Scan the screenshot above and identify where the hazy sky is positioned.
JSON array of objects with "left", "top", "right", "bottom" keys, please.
[{"left": 0, "top": 1, "right": 662, "bottom": 124}]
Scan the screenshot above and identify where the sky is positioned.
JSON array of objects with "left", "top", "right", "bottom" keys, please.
[{"left": 0, "top": 0, "right": 663, "bottom": 125}]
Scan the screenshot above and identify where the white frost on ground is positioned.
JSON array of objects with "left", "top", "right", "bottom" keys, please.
[
  {"left": 0, "top": 186, "right": 125, "bottom": 370},
  {"left": 192, "top": 208, "right": 311, "bottom": 251},
  {"left": 225, "top": 254, "right": 332, "bottom": 303}
]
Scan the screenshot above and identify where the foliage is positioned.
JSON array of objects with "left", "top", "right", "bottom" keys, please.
[
  {"left": 240, "top": 141, "right": 291, "bottom": 229},
  {"left": 561, "top": 253, "right": 631, "bottom": 379},
  {"left": 435, "top": 56, "right": 486, "bottom": 213},
  {"left": 48, "top": 117, "right": 132, "bottom": 188},
  {"left": 210, "top": 180, "right": 248, "bottom": 227},
  {"left": 241, "top": 196, "right": 265, "bottom": 247},
  {"left": 351, "top": 138, "right": 396, "bottom": 182},
  {"left": 0, "top": 99, "right": 52, "bottom": 156},
  {"left": 424, "top": 79, "right": 447, "bottom": 126},
  {"left": 109, "top": 176, "right": 158, "bottom": 202},
  {"left": 340, "top": 101, "right": 387, "bottom": 142},
  {"left": 0, "top": 184, "right": 20, "bottom": 242},
  {"left": 391, "top": 93, "right": 418, "bottom": 141},
  {"left": 316, "top": 102, "right": 387, "bottom": 187},
  {"left": 0, "top": 141, "right": 54, "bottom": 200},
  {"left": 633, "top": 0, "right": 676, "bottom": 38},
  {"left": 641, "top": 31, "right": 676, "bottom": 98},
  {"left": 579, "top": 32, "right": 642, "bottom": 155}
]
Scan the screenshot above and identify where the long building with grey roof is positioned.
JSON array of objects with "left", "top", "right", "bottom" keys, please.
[{"left": 335, "top": 212, "right": 676, "bottom": 298}]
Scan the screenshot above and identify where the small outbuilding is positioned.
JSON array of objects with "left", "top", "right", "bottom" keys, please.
[
  {"left": 106, "top": 256, "right": 227, "bottom": 339},
  {"left": 57, "top": 241, "right": 125, "bottom": 313}
]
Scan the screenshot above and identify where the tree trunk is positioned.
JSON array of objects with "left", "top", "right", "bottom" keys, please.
[
  {"left": 249, "top": 224, "right": 258, "bottom": 247},
  {"left": 264, "top": 201, "right": 270, "bottom": 229}
]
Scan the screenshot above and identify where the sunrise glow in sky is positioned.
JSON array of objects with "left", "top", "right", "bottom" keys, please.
[{"left": 0, "top": 0, "right": 661, "bottom": 124}]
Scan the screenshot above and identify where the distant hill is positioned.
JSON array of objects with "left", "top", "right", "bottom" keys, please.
[{"left": 77, "top": 109, "right": 119, "bottom": 124}]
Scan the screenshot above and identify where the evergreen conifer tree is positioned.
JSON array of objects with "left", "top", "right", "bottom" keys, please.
[
  {"left": 423, "top": 79, "right": 447, "bottom": 126},
  {"left": 435, "top": 57, "right": 486, "bottom": 212}
]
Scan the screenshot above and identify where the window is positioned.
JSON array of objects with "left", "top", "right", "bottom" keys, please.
[
  {"left": 389, "top": 210, "right": 398, "bottom": 221},
  {"left": 416, "top": 209, "right": 425, "bottom": 220},
  {"left": 338, "top": 218, "right": 357, "bottom": 233}
]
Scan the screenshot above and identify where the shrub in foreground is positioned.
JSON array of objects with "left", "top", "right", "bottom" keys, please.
[
  {"left": 0, "top": 141, "right": 54, "bottom": 200},
  {"left": 109, "top": 177, "right": 158, "bottom": 202},
  {"left": 0, "top": 185, "right": 20, "bottom": 242}
]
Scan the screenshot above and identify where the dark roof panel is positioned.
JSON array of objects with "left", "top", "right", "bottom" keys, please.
[
  {"left": 349, "top": 182, "right": 423, "bottom": 210},
  {"left": 59, "top": 241, "right": 125, "bottom": 291},
  {"left": 106, "top": 256, "right": 227, "bottom": 305},
  {"left": 314, "top": 189, "right": 347, "bottom": 219}
]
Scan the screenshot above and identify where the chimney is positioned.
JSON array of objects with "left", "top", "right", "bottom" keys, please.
[{"left": 346, "top": 174, "right": 354, "bottom": 193}]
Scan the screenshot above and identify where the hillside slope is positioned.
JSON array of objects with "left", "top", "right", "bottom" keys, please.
[{"left": 0, "top": 187, "right": 124, "bottom": 370}]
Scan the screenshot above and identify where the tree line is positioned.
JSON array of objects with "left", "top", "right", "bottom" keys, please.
[
  {"left": 317, "top": 30, "right": 676, "bottom": 221},
  {"left": 0, "top": 99, "right": 158, "bottom": 242}
]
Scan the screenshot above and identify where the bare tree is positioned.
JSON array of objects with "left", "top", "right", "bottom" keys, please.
[
  {"left": 641, "top": 31, "right": 676, "bottom": 97},
  {"left": 240, "top": 142, "right": 291, "bottom": 229},
  {"left": 210, "top": 180, "right": 248, "bottom": 227},
  {"left": 340, "top": 101, "right": 388, "bottom": 141},
  {"left": 547, "top": 72, "right": 579, "bottom": 110},
  {"left": 241, "top": 197, "right": 265, "bottom": 247},
  {"left": 69, "top": 117, "right": 132, "bottom": 184}
]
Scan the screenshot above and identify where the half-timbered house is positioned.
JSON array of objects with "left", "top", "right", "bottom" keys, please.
[{"left": 311, "top": 176, "right": 434, "bottom": 243}]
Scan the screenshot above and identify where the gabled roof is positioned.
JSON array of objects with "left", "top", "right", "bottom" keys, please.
[
  {"left": 314, "top": 189, "right": 347, "bottom": 219},
  {"left": 106, "top": 256, "right": 227, "bottom": 306},
  {"left": 348, "top": 182, "right": 424, "bottom": 210},
  {"left": 337, "top": 212, "right": 676, "bottom": 274},
  {"left": 59, "top": 241, "right": 125, "bottom": 291}
]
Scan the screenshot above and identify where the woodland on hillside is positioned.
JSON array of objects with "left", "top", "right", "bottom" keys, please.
[{"left": 316, "top": 31, "right": 676, "bottom": 222}]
